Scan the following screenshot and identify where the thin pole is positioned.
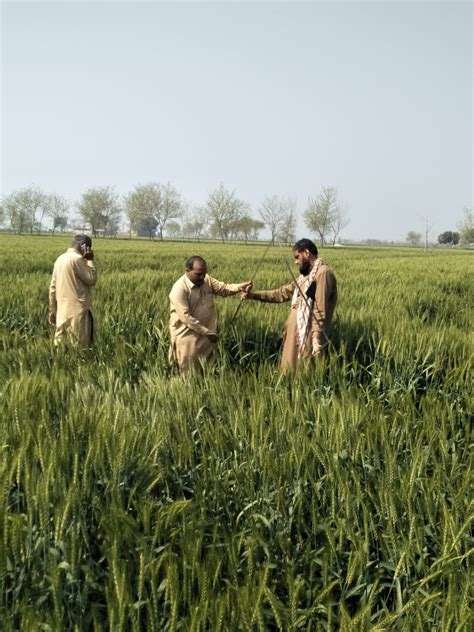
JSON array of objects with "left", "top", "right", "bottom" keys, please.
[{"left": 229, "top": 241, "right": 273, "bottom": 327}]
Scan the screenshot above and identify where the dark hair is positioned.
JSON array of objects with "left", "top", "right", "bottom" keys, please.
[
  {"left": 293, "top": 238, "right": 318, "bottom": 256},
  {"left": 72, "top": 234, "right": 92, "bottom": 248},
  {"left": 185, "top": 255, "right": 207, "bottom": 270}
]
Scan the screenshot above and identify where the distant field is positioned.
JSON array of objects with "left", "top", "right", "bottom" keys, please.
[{"left": 1, "top": 234, "right": 473, "bottom": 630}]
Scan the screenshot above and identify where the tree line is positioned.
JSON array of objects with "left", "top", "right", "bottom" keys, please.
[
  {"left": 406, "top": 208, "right": 474, "bottom": 248},
  {"left": 0, "top": 183, "right": 349, "bottom": 246}
]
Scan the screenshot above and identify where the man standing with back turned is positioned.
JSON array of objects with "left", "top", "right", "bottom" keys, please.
[
  {"left": 241, "top": 238, "right": 337, "bottom": 370},
  {"left": 169, "top": 256, "right": 251, "bottom": 373},
  {"left": 48, "top": 234, "right": 97, "bottom": 348}
]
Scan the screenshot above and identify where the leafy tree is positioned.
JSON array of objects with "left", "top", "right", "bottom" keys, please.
[
  {"left": 406, "top": 231, "right": 422, "bottom": 246},
  {"left": 77, "top": 187, "right": 121, "bottom": 237},
  {"left": 0, "top": 187, "right": 48, "bottom": 234},
  {"left": 232, "top": 215, "right": 265, "bottom": 243},
  {"left": 157, "top": 183, "right": 183, "bottom": 241},
  {"left": 276, "top": 197, "right": 297, "bottom": 244},
  {"left": 458, "top": 208, "right": 474, "bottom": 245},
  {"left": 206, "top": 184, "right": 245, "bottom": 243},
  {"left": 437, "top": 231, "right": 460, "bottom": 246},
  {"left": 304, "top": 186, "right": 345, "bottom": 246},
  {"left": 123, "top": 184, "right": 160, "bottom": 239},
  {"left": 0, "top": 192, "right": 28, "bottom": 232},
  {"left": 165, "top": 221, "right": 182, "bottom": 238},
  {"left": 123, "top": 182, "right": 182, "bottom": 240},
  {"left": 182, "top": 207, "right": 208, "bottom": 241},
  {"left": 47, "top": 194, "right": 70, "bottom": 235}
]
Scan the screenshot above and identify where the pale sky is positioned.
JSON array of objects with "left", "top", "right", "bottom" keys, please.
[{"left": 1, "top": 1, "right": 472, "bottom": 241}]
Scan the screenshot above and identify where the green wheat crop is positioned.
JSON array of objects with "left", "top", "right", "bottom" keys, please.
[{"left": 0, "top": 234, "right": 473, "bottom": 630}]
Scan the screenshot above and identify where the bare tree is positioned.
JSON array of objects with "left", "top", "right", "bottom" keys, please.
[
  {"left": 458, "top": 207, "right": 474, "bottom": 245},
  {"left": 304, "top": 186, "right": 339, "bottom": 246},
  {"left": 206, "top": 184, "right": 245, "bottom": 243},
  {"left": 259, "top": 195, "right": 284, "bottom": 245},
  {"left": 418, "top": 214, "right": 433, "bottom": 250}
]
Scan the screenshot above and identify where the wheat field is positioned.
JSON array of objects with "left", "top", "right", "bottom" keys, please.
[{"left": 0, "top": 234, "right": 472, "bottom": 631}]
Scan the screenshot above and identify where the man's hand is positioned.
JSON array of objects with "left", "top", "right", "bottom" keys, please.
[
  {"left": 239, "top": 282, "right": 254, "bottom": 300},
  {"left": 83, "top": 246, "right": 94, "bottom": 261},
  {"left": 48, "top": 312, "right": 56, "bottom": 327},
  {"left": 238, "top": 281, "right": 252, "bottom": 293},
  {"left": 207, "top": 332, "right": 219, "bottom": 343}
]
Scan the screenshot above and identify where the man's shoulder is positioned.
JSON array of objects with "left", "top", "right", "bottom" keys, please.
[
  {"left": 170, "top": 274, "right": 189, "bottom": 294},
  {"left": 55, "top": 249, "right": 80, "bottom": 265},
  {"left": 317, "top": 262, "right": 335, "bottom": 276}
]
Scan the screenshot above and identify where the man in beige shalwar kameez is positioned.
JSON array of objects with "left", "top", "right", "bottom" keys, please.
[
  {"left": 169, "top": 256, "right": 251, "bottom": 373},
  {"left": 242, "top": 239, "right": 337, "bottom": 370},
  {"left": 48, "top": 235, "right": 97, "bottom": 348}
]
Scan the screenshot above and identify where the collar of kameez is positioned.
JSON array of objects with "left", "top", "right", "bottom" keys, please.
[{"left": 183, "top": 273, "right": 208, "bottom": 290}]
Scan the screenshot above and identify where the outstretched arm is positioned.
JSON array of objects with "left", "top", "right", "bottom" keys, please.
[
  {"left": 208, "top": 276, "right": 252, "bottom": 297},
  {"left": 242, "top": 282, "right": 295, "bottom": 303}
]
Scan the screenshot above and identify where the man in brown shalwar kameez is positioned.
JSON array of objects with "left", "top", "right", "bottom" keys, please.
[
  {"left": 48, "top": 235, "right": 97, "bottom": 348},
  {"left": 242, "top": 238, "right": 337, "bottom": 370},
  {"left": 169, "top": 256, "right": 251, "bottom": 373}
]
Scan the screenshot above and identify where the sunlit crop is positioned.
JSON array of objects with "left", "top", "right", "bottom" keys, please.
[{"left": 1, "top": 234, "right": 472, "bottom": 630}]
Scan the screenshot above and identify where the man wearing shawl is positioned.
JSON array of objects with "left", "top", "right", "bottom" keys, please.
[
  {"left": 242, "top": 238, "right": 337, "bottom": 370},
  {"left": 48, "top": 234, "right": 97, "bottom": 348}
]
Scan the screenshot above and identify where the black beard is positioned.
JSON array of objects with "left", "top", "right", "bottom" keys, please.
[{"left": 299, "top": 261, "right": 311, "bottom": 276}]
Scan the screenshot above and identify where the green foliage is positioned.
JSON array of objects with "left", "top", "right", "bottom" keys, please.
[
  {"left": 77, "top": 187, "right": 121, "bottom": 238},
  {"left": 0, "top": 187, "right": 49, "bottom": 234},
  {"left": 457, "top": 208, "right": 474, "bottom": 246},
  {"left": 1, "top": 235, "right": 473, "bottom": 630},
  {"left": 438, "top": 231, "right": 460, "bottom": 246}
]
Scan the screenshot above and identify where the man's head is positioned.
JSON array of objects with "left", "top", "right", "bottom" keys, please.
[
  {"left": 293, "top": 238, "right": 318, "bottom": 276},
  {"left": 185, "top": 256, "right": 207, "bottom": 286},
  {"left": 72, "top": 234, "right": 92, "bottom": 255}
]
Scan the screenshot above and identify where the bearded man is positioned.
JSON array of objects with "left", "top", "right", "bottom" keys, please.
[{"left": 242, "top": 238, "right": 337, "bottom": 370}]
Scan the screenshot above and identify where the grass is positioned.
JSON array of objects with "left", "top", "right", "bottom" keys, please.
[{"left": 0, "top": 234, "right": 473, "bottom": 630}]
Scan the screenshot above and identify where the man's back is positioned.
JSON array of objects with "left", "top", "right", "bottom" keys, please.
[{"left": 53, "top": 249, "right": 95, "bottom": 307}]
